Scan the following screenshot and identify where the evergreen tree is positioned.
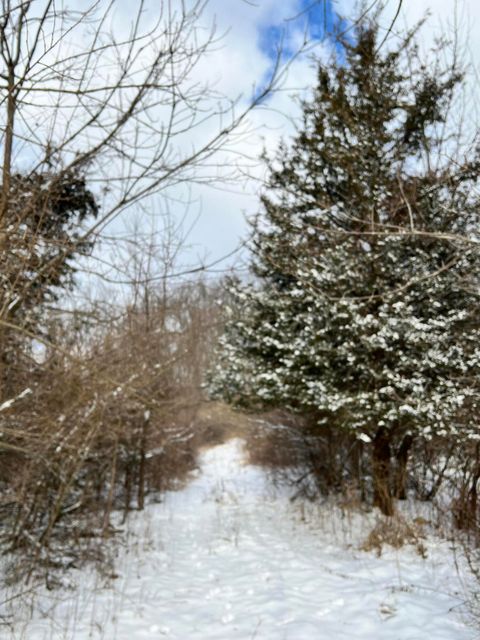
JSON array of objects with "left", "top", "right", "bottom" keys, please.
[
  {"left": 0, "top": 169, "right": 98, "bottom": 395},
  {"left": 3, "top": 170, "right": 98, "bottom": 314},
  {"left": 210, "top": 19, "right": 480, "bottom": 515}
]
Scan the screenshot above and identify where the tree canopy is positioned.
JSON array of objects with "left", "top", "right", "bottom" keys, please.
[{"left": 210, "top": 18, "right": 480, "bottom": 514}]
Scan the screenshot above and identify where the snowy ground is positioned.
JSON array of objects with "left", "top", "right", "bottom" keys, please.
[{"left": 2, "top": 438, "right": 478, "bottom": 639}]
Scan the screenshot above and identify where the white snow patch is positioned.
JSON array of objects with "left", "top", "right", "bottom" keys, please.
[
  {"left": 2, "top": 438, "right": 476, "bottom": 639},
  {"left": 0, "top": 387, "right": 32, "bottom": 413},
  {"left": 357, "top": 432, "right": 372, "bottom": 444}
]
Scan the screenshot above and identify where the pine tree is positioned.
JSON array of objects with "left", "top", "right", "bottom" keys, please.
[
  {"left": 0, "top": 169, "right": 98, "bottom": 396},
  {"left": 210, "top": 19, "right": 480, "bottom": 515}
]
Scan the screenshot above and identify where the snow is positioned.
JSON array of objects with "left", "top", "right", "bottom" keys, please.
[
  {"left": 0, "top": 388, "right": 32, "bottom": 413},
  {"left": 357, "top": 433, "right": 372, "bottom": 443},
  {"left": 3, "top": 439, "right": 476, "bottom": 639}
]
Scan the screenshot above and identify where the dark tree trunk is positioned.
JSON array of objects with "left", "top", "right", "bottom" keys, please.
[
  {"left": 137, "top": 415, "right": 149, "bottom": 511},
  {"left": 394, "top": 433, "right": 414, "bottom": 500},
  {"left": 372, "top": 426, "right": 394, "bottom": 516},
  {"left": 469, "top": 473, "right": 479, "bottom": 528},
  {"left": 467, "top": 444, "right": 480, "bottom": 532},
  {"left": 123, "top": 464, "right": 132, "bottom": 523},
  {"left": 351, "top": 440, "right": 366, "bottom": 502}
]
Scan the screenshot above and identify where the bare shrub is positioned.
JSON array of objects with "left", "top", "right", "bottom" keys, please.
[
  {"left": 241, "top": 413, "right": 479, "bottom": 537},
  {"left": 0, "top": 280, "right": 218, "bottom": 582},
  {"left": 245, "top": 414, "right": 309, "bottom": 470},
  {"left": 407, "top": 437, "right": 480, "bottom": 545},
  {"left": 242, "top": 414, "right": 368, "bottom": 502}
]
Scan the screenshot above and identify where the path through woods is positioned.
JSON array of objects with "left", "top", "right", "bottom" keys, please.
[{"left": 5, "top": 438, "right": 476, "bottom": 639}]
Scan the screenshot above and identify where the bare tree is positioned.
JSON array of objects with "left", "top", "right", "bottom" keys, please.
[{"left": 0, "top": 0, "right": 288, "bottom": 400}]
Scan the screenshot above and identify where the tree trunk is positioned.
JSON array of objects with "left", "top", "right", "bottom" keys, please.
[
  {"left": 102, "top": 440, "right": 118, "bottom": 537},
  {"left": 467, "top": 444, "right": 480, "bottom": 532},
  {"left": 0, "top": 65, "right": 16, "bottom": 222},
  {"left": 351, "top": 440, "right": 366, "bottom": 502},
  {"left": 372, "top": 426, "right": 394, "bottom": 516},
  {"left": 137, "top": 414, "right": 149, "bottom": 511},
  {"left": 394, "top": 433, "right": 414, "bottom": 500},
  {"left": 123, "top": 464, "right": 132, "bottom": 523}
]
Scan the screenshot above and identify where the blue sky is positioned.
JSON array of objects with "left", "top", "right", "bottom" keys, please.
[
  {"left": 258, "top": 0, "right": 345, "bottom": 64},
  {"left": 259, "top": 0, "right": 338, "bottom": 58},
  {"left": 177, "top": 0, "right": 351, "bottom": 273}
]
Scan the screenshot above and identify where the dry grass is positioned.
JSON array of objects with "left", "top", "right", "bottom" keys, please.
[
  {"left": 193, "top": 401, "right": 254, "bottom": 450},
  {"left": 361, "top": 515, "right": 428, "bottom": 558}
]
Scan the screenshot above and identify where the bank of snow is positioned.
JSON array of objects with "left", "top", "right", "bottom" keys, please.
[{"left": 3, "top": 438, "right": 477, "bottom": 639}]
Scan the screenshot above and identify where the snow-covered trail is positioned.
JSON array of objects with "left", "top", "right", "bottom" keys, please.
[{"left": 5, "top": 438, "right": 477, "bottom": 639}]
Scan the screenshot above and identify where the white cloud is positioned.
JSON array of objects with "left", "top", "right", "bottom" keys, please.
[
  {"left": 181, "top": 0, "right": 480, "bottom": 268},
  {"left": 83, "top": 0, "right": 480, "bottom": 293},
  {"left": 100, "top": 0, "right": 326, "bottom": 276}
]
